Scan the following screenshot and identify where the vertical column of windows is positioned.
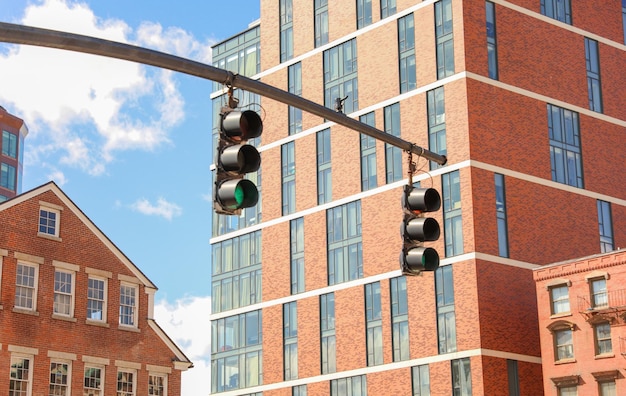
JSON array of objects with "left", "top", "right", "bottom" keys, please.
[
  {"left": 547, "top": 104, "right": 583, "bottom": 188},
  {"left": 486, "top": 1, "right": 498, "bottom": 80},
  {"left": 323, "top": 39, "right": 358, "bottom": 114},
  {"left": 390, "top": 276, "right": 410, "bottom": 362},
  {"left": 288, "top": 63, "right": 303, "bottom": 135},
  {"left": 282, "top": 142, "right": 296, "bottom": 215},
  {"left": 398, "top": 13, "right": 416, "bottom": 93},
  {"left": 280, "top": 0, "right": 294, "bottom": 62},
  {"left": 597, "top": 200, "right": 614, "bottom": 253},
  {"left": 442, "top": 171, "right": 463, "bottom": 257},
  {"left": 359, "top": 112, "right": 377, "bottom": 191},
  {"left": 290, "top": 217, "right": 305, "bottom": 294},
  {"left": 495, "top": 174, "right": 509, "bottom": 258},
  {"left": 317, "top": 128, "right": 332, "bottom": 205},
  {"left": 436, "top": 265, "right": 457, "bottom": 353},
  {"left": 283, "top": 301, "right": 298, "bottom": 380},
  {"left": 327, "top": 201, "right": 362, "bottom": 285},
  {"left": 435, "top": 0, "right": 454, "bottom": 79},
  {"left": 357, "top": 0, "right": 373, "bottom": 29},
  {"left": 315, "top": 0, "right": 329, "bottom": 48},
  {"left": 365, "top": 282, "right": 383, "bottom": 366},
  {"left": 584, "top": 38, "right": 603, "bottom": 113},
  {"left": 320, "top": 293, "right": 336, "bottom": 374},
  {"left": 384, "top": 103, "right": 402, "bottom": 183},
  {"left": 427, "top": 87, "right": 447, "bottom": 171},
  {"left": 212, "top": 231, "right": 262, "bottom": 314}
]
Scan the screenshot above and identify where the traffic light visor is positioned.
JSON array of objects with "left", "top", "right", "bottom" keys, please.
[
  {"left": 221, "top": 110, "right": 263, "bottom": 141},
  {"left": 216, "top": 178, "right": 259, "bottom": 210}
]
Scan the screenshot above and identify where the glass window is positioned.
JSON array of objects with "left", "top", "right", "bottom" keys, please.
[
  {"left": 320, "top": 293, "right": 336, "bottom": 374},
  {"left": 381, "top": 0, "right": 396, "bottom": 18},
  {"left": 280, "top": 0, "right": 294, "bottom": 62},
  {"left": 436, "top": 266, "right": 457, "bottom": 353},
  {"left": 599, "top": 381, "right": 616, "bottom": 396},
  {"left": 330, "top": 375, "right": 367, "bottom": 396},
  {"left": 317, "top": 128, "right": 332, "bottom": 204},
  {"left": 584, "top": 38, "right": 603, "bottom": 113},
  {"left": 39, "top": 207, "right": 60, "bottom": 237},
  {"left": 555, "top": 328, "right": 574, "bottom": 360},
  {"left": 435, "top": 0, "right": 455, "bottom": 79},
  {"left": 291, "top": 217, "right": 305, "bottom": 294},
  {"left": 49, "top": 361, "right": 70, "bottom": 396},
  {"left": 293, "top": 385, "right": 308, "bottom": 396},
  {"left": 117, "top": 369, "right": 136, "bottom": 396},
  {"left": 590, "top": 278, "right": 608, "bottom": 308},
  {"left": 442, "top": 171, "right": 462, "bottom": 257},
  {"left": 323, "top": 39, "right": 358, "bottom": 114},
  {"left": 541, "top": 0, "right": 572, "bottom": 24},
  {"left": 1, "top": 162, "right": 16, "bottom": 191},
  {"left": 486, "top": 1, "right": 498, "bottom": 79},
  {"left": 282, "top": 142, "right": 296, "bottom": 215},
  {"left": 284, "top": 301, "right": 298, "bottom": 380},
  {"left": 495, "top": 174, "right": 508, "bottom": 257},
  {"left": 10, "top": 355, "right": 32, "bottom": 394},
  {"left": 365, "top": 282, "right": 383, "bottom": 366},
  {"left": 550, "top": 285, "right": 570, "bottom": 315},
  {"left": 84, "top": 365, "right": 104, "bottom": 395},
  {"left": 398, "top": 13, "right": 416, "bottom": 93},
  {"left": 119, "top": 283, "right": 138, "bottom": 327},
  {"left": 148, "top": 373, "right": 167, "bottom": 395},
  {"left": 559, "top": 386, "right": 577, "bottom": 396},
  {"left": 412, "top": 364, "right": 430, "bottom": 396},
  {"left": 548, "top": 104, "right": 583, "bottom": 188},
  {"left": 357, "top": 0, "right": 372, "bottom": 29},
  {"left": 623, "top": 1, "right": 626, "bottom": 44},
  {"left": 2, "top": 130, "right": 17, "bottom": 158},
  {"left": 595, "top": 322, "right": 612, "bottom": 355},
  {"left": 88, "top": 277, "right": 107, "bottom": 321},
  {"left": 315, "top": 0, "right": 329, "bottom": 47},
  {"left": 53, "top": 270, "right": 74, "bottom": 317},
  {"left": 390, "top": 276, "right": 410, "bottom": 361},
  {"left": 384, "top": 103, "right": 402, "bottom": 183},
  {"left": 359, "top": 112, "right": 377, "bottom": 191},
  {"left": 451, "top": 358, "right": 472, "bottom": 396},
  {"left": 428, "top": 87, "right": 447, "bottom": 170},
  {"left": 327, "top": 201, "right": 363, "bottom": 285},
  {"left": 507, "top": 360, "right": 520, "bottom": 396},
  {"left": 288, "top": 62, "right": 303, "bottom": 135},
  {"left": 15, "top": 262, "right": 38, "bottom": 311},
  {"left": 597, "top": 200, "right": 614, "bottom": 253}
]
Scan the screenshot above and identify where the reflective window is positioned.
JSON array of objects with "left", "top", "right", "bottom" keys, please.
[
  {"left": 327, "top": 201, "right": 362, "bottom": 285},
  {"left": 315, "top": 0, "right": 329, "bottom": 47},
  {"left": 317, "top": 128, "right": 332, "bottom": 204},
  {"left": 357, "top": 0, "right": 373, "bottom": 29},
  {"left": 359, "top": 112, "right": 377, "bottom": 191},
  {"left": 584, "top": 38, "right": 602, "bottom": 113},
  {"left": 320, "top": 293, "right": 336, "bottom": 374},
  {"left": 324, "top": 39, "right": 358, "bottom": 114},
  {"left": 597, "top": 200, "right": 614, "bottom": 253},
  {"left": 384, "top": 103, "right": 402, "bottom": 183},
  {"left": 442, "top": 171, "right": 463, "bottom": 257},
  {"left": 398, "top": 13, "right": 416, "bottom": 93},
  {"left": 390, "top": 276, "right": 410, "bottom": 361},
  {"left": 282, "top": 142, "right": 296, "bottom": 215},
  {"left": 548, "top": 104, "right": 583, "bottom": 188},
  {"left": 365, "top": 282, "right": 383, "bottom": 366},
  {"left": 435, "top": 0, "right": 455, "bottom": 79},
  {"left": 541, "top": 0, "right": 572, "bottom": 24}
]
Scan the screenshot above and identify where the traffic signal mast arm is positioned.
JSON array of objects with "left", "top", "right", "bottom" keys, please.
[{"left": 0, "top": 21, "right": 446, "bottom": 166}]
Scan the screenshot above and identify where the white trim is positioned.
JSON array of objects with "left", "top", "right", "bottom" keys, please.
[
  {"left": 87, "top": 275, "right": 108, "bottom": 323},
  {"left": 52, "top": 260, "right": 80, "bottom": 272},
  {"left": 118, "top": 282, "right": 139, "bottom": 329},
  {"left": 52, "top": 267, "right": 75, "bottom": 318},
  {"left": 47, "top": 350, "right": 77, "bottom": 360},
  {"left": 8, "top": 345, "right": 39, "bottom": 355},
  {"left": 82, "top": 355, "right": 110, "bottom": 365},
  {"left": 14, "top": 261, "right": 39, "bottom": 312},
  {"left": 115, "top": 360, "right": 141, "bottom": 370},
  {"left": 83, "top": 363, "right": 106, "bottom": 395}
]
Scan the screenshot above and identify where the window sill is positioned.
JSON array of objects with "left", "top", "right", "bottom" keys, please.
[
  {"left": 86, "top": 319, "right": 110, "bottom": 328},
  {"left": 118, "top": 324, "right": 140, "bottom": 333},
  {"left": 51, "top": 314, "right": 77, "bottom": 322},
  {"left": 555, "top": 358, "right": 576, "bottom": 365},
  {"left": 594, "top": 353, "right": 614, "bottom": 360},
  {"left": 550, "top": 312, "right": 572, "bottom": 319},
  {"left": 12, "top": 307, "right": 39, "bottom": 316},
  {"left": 37, "top": 232, "right": 62, "bottom": 242}
]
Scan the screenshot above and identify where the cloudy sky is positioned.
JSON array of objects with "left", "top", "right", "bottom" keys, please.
[{"left": 0, "top": 0, "right": 260, "bottom": 393}]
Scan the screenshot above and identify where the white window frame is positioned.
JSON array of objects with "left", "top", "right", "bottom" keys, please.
[
  {"left": 84, "top": 364, "right": 105, "bottom": 395},
  {"left": 49, "top": 359, "right": 72, "bottom": 396},
  {"left": 87, "top": 276, "right": 108, "bottom": 323},
  {"left": 9, "top": 353, "right": 34, "bottom": 396},
  {"left": 119, "top": 282, "right": 139, "bottom": 328},
  {"left": 117, "top": 368, "right": 137, "bottom": 396},
  {"left": 53, "top": 268, "right": 76, "bottom": 318},
  {"left": 14, "top": 261, "right": 39, "bottom": 312},
  {"left": 38, "top": 202, "right": 62, "bottom": 239},
  {"left": 148, "top": 372, "right": 168, "bottom": 396}
]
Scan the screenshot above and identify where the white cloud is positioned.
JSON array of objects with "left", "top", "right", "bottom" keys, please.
[
  {"left": 0, "top": 0, "right": 210, "bottom": 178},
  {"left": 154, "top": 296, "right": 212, "bottom": 396},
  {"left": 130, "top": 197, "right": 182, "bottom": 220}
]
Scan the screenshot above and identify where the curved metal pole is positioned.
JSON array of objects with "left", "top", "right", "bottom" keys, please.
[{"left": 0, "top": 21, "right": 446, "bottom": 165}]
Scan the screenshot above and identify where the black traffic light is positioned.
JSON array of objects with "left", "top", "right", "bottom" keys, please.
[
  {"left": 400, "top": 185, "right": 441, "bottom": 275},
  {"left": 214, "top": 108, "right": 263, "bottom": 215}
]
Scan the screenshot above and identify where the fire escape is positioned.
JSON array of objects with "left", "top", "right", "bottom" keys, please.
[{"left": 578, "top": 288, "right": 626, "bottom": 357}]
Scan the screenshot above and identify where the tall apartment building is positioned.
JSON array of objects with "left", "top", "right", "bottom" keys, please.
[
  {"left": 534, "top": 250, "right": 626, "bottom": 396},
  {"left": 0, "top": 182, "right": 192, "bottom": 395},
  {"left": 0, "top": 106, "right": 27, "bottom": 202},
  {"left": 210, "top": 1, "right": 626, "bottom": 395}
]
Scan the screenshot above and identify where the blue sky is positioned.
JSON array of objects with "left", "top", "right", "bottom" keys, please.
[{"left": 0, "top": 0, "right": 260, "bottom": 393}]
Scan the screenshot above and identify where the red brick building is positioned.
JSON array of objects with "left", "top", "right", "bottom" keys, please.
[
  {"left": 0, "top": 106, "right": 28, "bottom": 202},
  {"left": 534, "top": 250, "right": 626, "bottom": 396},
  {"left": 210, "top": 1, "right": 625, "bottom": 395},
  {"left": 0, "top": 182, "right": 192, "bottom": 395}
]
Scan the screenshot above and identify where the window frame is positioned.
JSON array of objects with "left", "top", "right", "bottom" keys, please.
[
  {"left": 594, "top": 322, "right": 613, "bottom": 356},
  {"left": 359, "top": 112, "right": 377, "bottom": 191},
  {"left": 9, "top": 353, "right": 34, "bottom": 396},
  {"left": 553, "top": 326, "right": 574, "bottom": 362},
  {"left": 119, "top": 282, "right": 139, "bottom": 328},
  {"left": 14, "top": 261, "right": 39, "bottom": 312},
  {"left": 1, "top": 162, "right": 17, "bottom": 191},
  {"left": 282, "top": 141, "right": 296, "bottom": 215},
  {"left": 148, "top": 372, "right": 168, "bottom": 396},
  {"left": 84, "top": 364, "right": 105, "bottom": 395},
  {"left": 49, "top": 360, "right": 71, "bottom": 396},
  {"left": 589, "top": 277, "right": 608, "bottom": 309},
  {"left": 38, "top": 204, "right": 62, "bottom": 239},
  {"left": 2, "top": 129, "right": 18, "bottom": 158},
  {"left": 549, "top": 284, "right": 571, "bottom": 316},
  {"left": 412, "top": 364, "right": 430, "bottom": 396},
  {"left": 53, "top": 268, "right": 76, "bottom": 318},
  {"left": 87, "top": 275, "right": 108, "bottom": 323},
  {"left": 117, "top": 368, "right": 137, "bottom": 396}
]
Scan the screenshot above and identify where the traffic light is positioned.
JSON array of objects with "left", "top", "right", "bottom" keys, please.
[
  {"left": 400, "top": 185, "right": 441, "bottom": 275},
  {"left": 214, "top": 108, "right": 263, "bottom": 215}
]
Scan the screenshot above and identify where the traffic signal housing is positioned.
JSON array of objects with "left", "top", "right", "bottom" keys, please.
[
  {"left": 400, "top": 185, "right": 441, "bottom": 275},
  {"left": 214, "top": 109, "right": 263, "bottom": 215}
]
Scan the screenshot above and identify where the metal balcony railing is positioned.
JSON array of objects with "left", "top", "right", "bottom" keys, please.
[{"left": 578, "top": 289, "right": 626, "bottom": 313}]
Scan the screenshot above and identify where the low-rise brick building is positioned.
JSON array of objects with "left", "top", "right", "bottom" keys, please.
[
  {"left": 0, "top": 181, "right": 192, "bottom": 395},
  {"left": 534, "top": 250, "right": 626, "bottom": 396}
]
